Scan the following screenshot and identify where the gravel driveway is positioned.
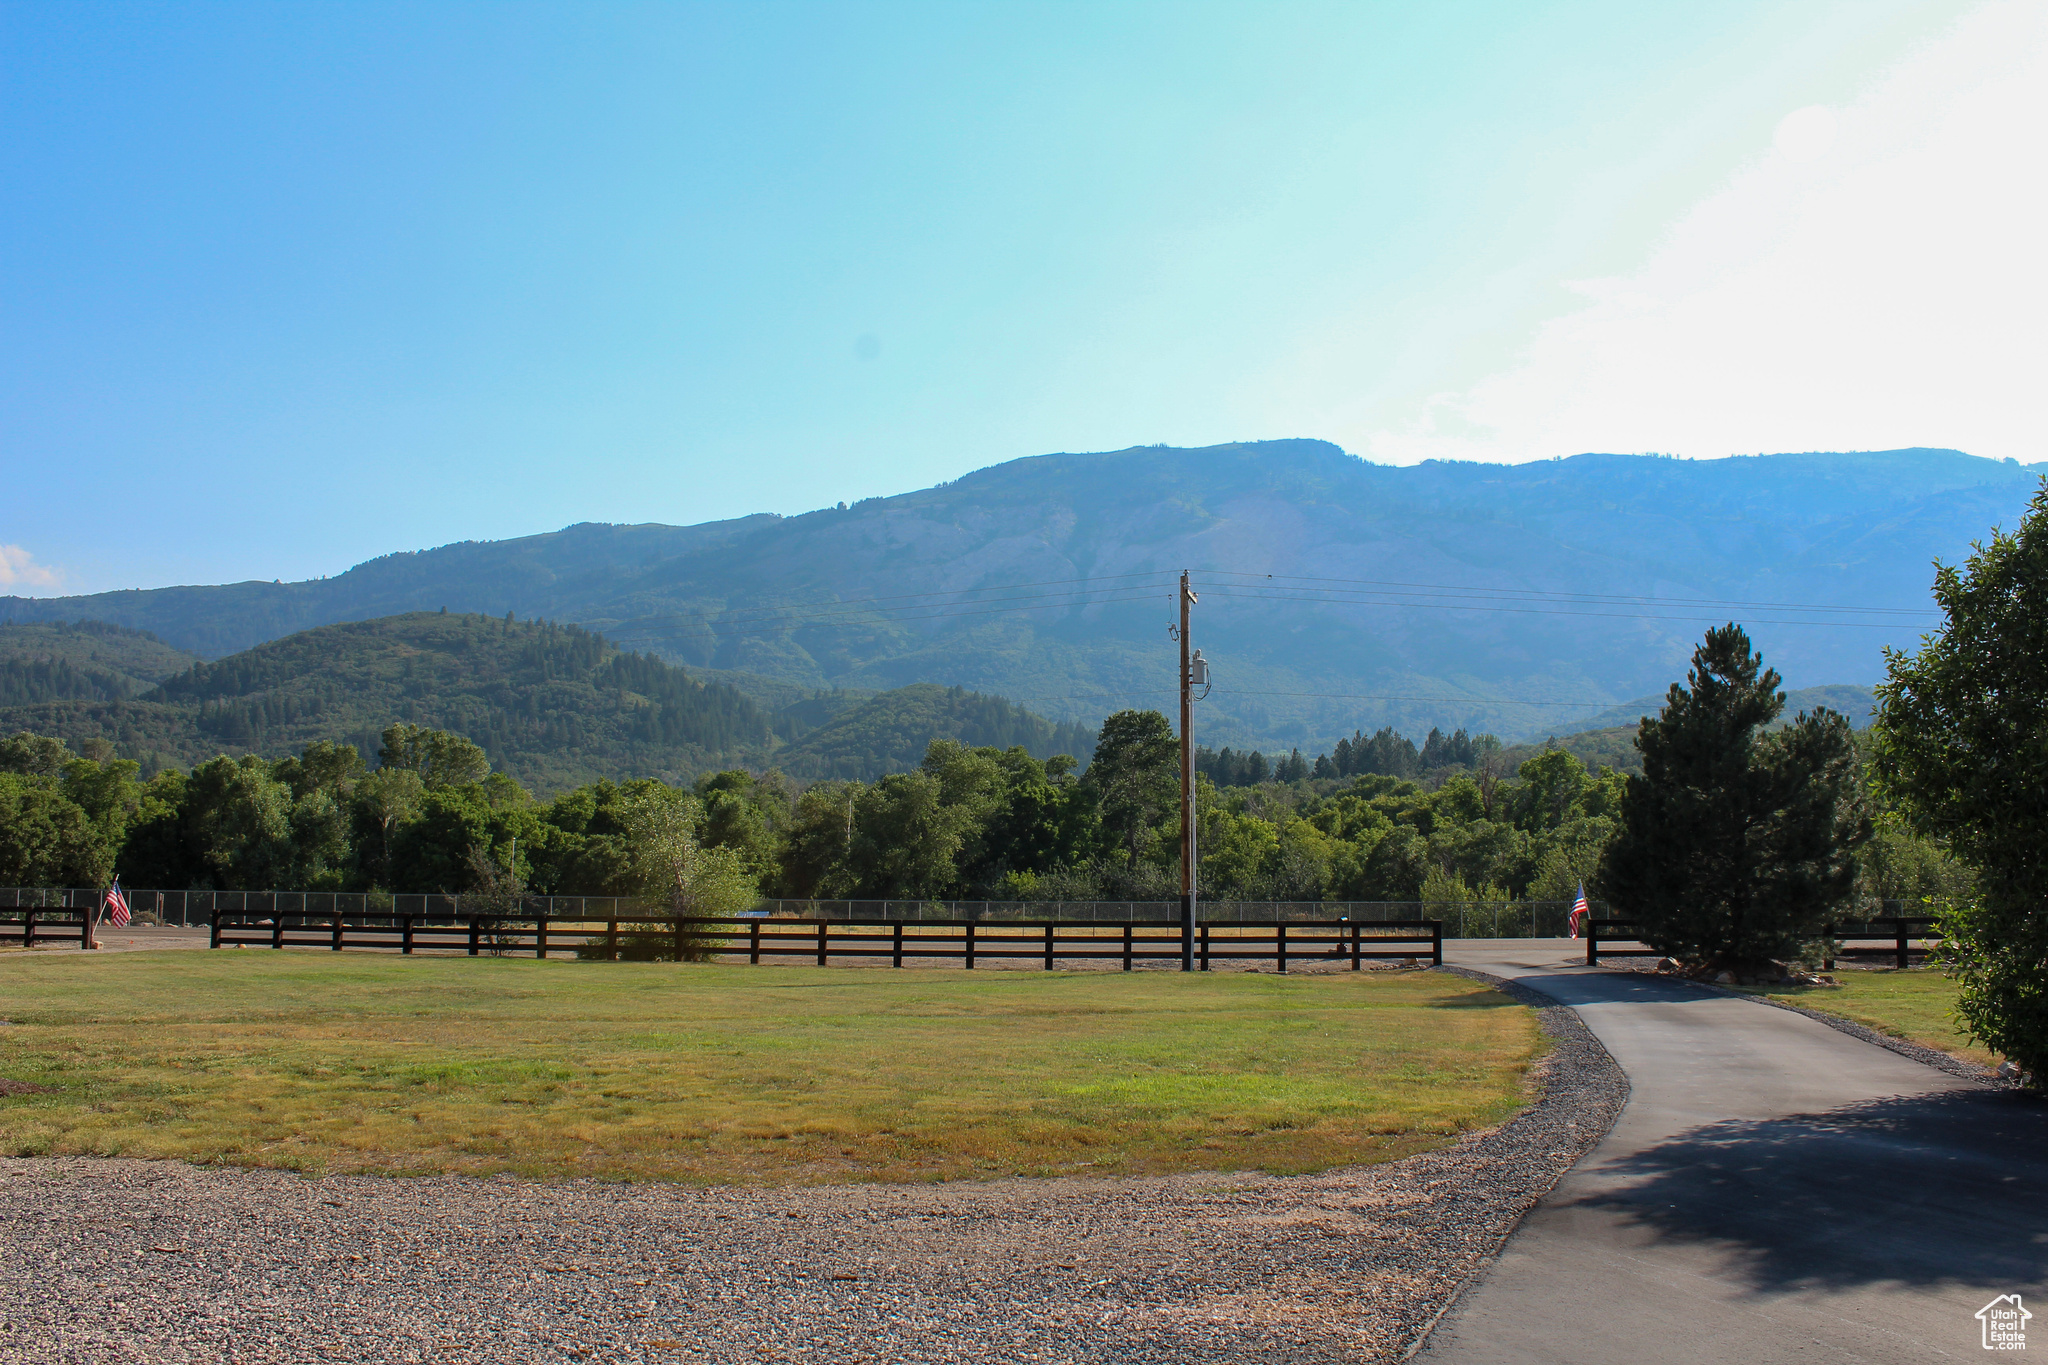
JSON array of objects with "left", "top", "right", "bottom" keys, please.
[{"left": 0, "top": 979, "right": 1623, "bottom": 1365}]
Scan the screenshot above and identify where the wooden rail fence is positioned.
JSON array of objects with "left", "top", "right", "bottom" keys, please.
[
  {"left": 1583, "top": 919, "right": 1661, "bottom": 964},
  {"left": 204, "top": 912, "right": 1443, "bottom": 971},
  {"left": 0, "top": 910, "right": 91, "bottom": 950},
  {"left": 1585, "top": 916, "right": 1942, "bottom": 969},
  {"left": 1820, "top": 917, "right": 1941, "bottom": 971}
]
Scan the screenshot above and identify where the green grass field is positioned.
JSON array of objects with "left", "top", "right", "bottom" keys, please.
[
  {"left": 1745, "top": 967, "right": 1995, "bottom": 1068},
  {"left": 0, "top": 954, "right": 1541, "bottom": 1184}
]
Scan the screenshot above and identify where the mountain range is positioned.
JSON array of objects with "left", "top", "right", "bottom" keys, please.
[{"left": 6, "top": 441, "right": 2032, "bottom": 752}]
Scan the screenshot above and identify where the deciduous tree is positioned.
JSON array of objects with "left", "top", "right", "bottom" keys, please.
[
  {"left": 377, "top": 723, "right": 490, "bottom": 789},
  {"left": 619, "top": 786, "right": 757, "bottom": 957},
  {"left": 1872, "top": 483, "right": 2048, "bottom": 1080}
]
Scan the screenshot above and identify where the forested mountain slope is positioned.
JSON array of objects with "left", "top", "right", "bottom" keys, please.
[
  {"left": 0, "top": 613, "right": 1098, "bottom": 791},
  {"left": 0, "top": 613, "right": 771, "bottom": 792},
  {"left": 7, "top": 442, "right": 2033, "bottom": 750},
  {"left": 778, "top": 683, "right": 1097, "bottom": 780},
  {"left": 0, "top": 621, "right": 202, "bottom": 705}
]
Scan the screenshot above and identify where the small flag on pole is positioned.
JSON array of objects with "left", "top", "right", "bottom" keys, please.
[
  {"left": 1568, "top": 883, "right": 1589, "bottom": 939},
  {"left": 104, "top": 879, "right": 131, "bottom": 929}
]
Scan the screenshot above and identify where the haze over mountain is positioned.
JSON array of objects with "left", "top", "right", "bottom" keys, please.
[{"left": 6, "top": 442, "right": 2034, "bottom": 752}]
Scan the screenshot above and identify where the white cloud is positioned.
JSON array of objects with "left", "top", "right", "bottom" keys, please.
[
  {"left": 0, "top": 545, "right": 64, "bottom": 591},
  {"left": 1358, "top": 1, "right": 2048, "bottom": 464},
  {"left": 1773, "top": 105, "right": 1838, "bottom": 163}
]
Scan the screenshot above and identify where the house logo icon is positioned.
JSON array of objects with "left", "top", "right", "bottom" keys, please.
[{"left": 1978, "top": 1294, "right": 2030, "bottom": 1350}]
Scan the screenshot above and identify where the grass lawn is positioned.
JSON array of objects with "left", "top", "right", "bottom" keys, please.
[
  {"left": 1744, "top": 967, "right": 1997, "bottom": 1069},
  {"left": 0, "top": 953, "right": 1540, "bottom": 1185}
]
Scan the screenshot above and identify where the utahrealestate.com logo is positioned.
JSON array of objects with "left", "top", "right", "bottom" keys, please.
[{"left": 1979, "top": 1295, "right": 2031, "bottom": 1351}]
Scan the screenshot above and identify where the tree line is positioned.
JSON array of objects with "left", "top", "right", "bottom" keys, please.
[
  {"left": 1197, "top": 724, "right": 1494, "bottom": 788},
  {"left": 0, "top": 694, "right": 1965, "bottom": 915}
]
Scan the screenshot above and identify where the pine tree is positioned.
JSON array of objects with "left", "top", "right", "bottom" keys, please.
[
  {"left": 1084, "top": 710, "right": 1180, "bottom": 868},
  {"left": 1597, "top": 624, "right": 1866, "bottom": 970}
]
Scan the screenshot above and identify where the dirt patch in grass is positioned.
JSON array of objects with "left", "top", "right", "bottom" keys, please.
[
  {"left": 0, "top": 1078, "right": 51, "bottom": 1096},
  {"left": 0, "top": 953, "right": 1540, "bottom": 1184}
]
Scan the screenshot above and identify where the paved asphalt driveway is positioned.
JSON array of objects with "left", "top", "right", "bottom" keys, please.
[{"left": 1422, "top": 942, "right": 2047, "bottom": 1363}]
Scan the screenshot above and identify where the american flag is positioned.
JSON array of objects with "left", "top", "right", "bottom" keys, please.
[
  {"left": 104, "top": 880, "right": 130, "bottom": 929},
  {"left": 1568, "top": 883, "right": 1589, "bottom": 939}
]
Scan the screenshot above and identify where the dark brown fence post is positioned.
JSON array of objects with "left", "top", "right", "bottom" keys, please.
[
  {"left": 1895, "top": 918, "right": 1909, "bottom": 971},
  {"left": 750, "top": 920, "right": 762, "bottom": 965},
  {"left": 535, "top": 914, "right": 549, "bottom": 960},
  {"left": 468, "top": 917, "right": 481, "bottom": 956},
  {"left": 1043, "top": 923, "right": 1054, "bottom": 971},
  {"left": 401, "top": 914, "right": 414, "bottom": 955},
  {"left": 892, "top": 920, "right": 904, "bottom": 968},
  {"left": 815, "top": 919, "right": 828, "bottom": 967},
  {"left": 964, "top": 920, "right": 976, "bottom": 970},
  {"left": 1585, "top": 918, "right": 1598, "bottom": 966},
  {"left": 1199, "top": 922, "right": 1211, "bottom": 971},
  {"left": 1351, "top": 921, "right": 1361, "bottom": 971},
  {"left": 1431, "top": 919, "right": 1443, "bottom": 967},
  {"left": 207, "top": 914, "right": 219, "bottom": 950},
  {"left": 1277, "top": 922, "right": 1289, "bottom": 974},
  {"left": 1122, "top": 924, "right": 1133, "bottom": 972},
  {"left": 271, "top": 916, "right": 283, "bottom": 951},
  {"left": 23, "top": 910, "right": 34, "bottom": 951},
  {"left": 606, "top": 917, "right": 618, "bottom": 961}
]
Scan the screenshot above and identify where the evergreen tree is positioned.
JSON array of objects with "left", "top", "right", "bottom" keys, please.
[
  {"left": 1366, "top": 726, "right": 1420, "bottom": 777},
  {"left": 1597, "top": 624, "right": 1866, "bottom": 969},
  {"left": 1420, "top": 727, "right": 1450, "bottom": 768},
  {"left": 1085, "top": 709, "right": 1180, "bottom": 868}
]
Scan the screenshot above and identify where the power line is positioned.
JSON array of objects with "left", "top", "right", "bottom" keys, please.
[
  {"left": 1199, "top": 588, "right": 1918, "bottom": 629},
  {"left": 1213, "top": 688, "right": 1616, "bottom": 707},
  {"left": 1199, "top": 569, "right": 1935, "bottom": 617},
  {"left": 603, "top": 588, "right": 1170, "bottom": 644},
  {"left": 587, "top": 564, "right": 1933, "bottom": 649},
  {"left": 1007, "top": 687, "right": 1617, "bottom": 709},
  {"left": 607, "top": 572, "right": 1176, "bottom": 634}
]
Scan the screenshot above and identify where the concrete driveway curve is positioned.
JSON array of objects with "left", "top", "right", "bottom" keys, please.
[{"left": 1419, "top": 943, "right": 2048, "bottom": 1364}]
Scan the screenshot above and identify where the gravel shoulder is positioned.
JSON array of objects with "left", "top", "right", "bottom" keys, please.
[{"left": 0, "top": 974, "right": 1627, "bottom": 1365}]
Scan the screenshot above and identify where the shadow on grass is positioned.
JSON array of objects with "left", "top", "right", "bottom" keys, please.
[{"left": 1573, "top": 1089, "right": 2048, "bottom": 1293}]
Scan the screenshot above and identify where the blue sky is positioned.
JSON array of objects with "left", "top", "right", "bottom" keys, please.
[{"left": 4, "top": 0, "right": 2039, "bottom": 594}]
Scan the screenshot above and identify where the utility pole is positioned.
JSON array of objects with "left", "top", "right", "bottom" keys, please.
[{"left": 1179, "top": 570, "right": 1196, "bottom": 972}]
